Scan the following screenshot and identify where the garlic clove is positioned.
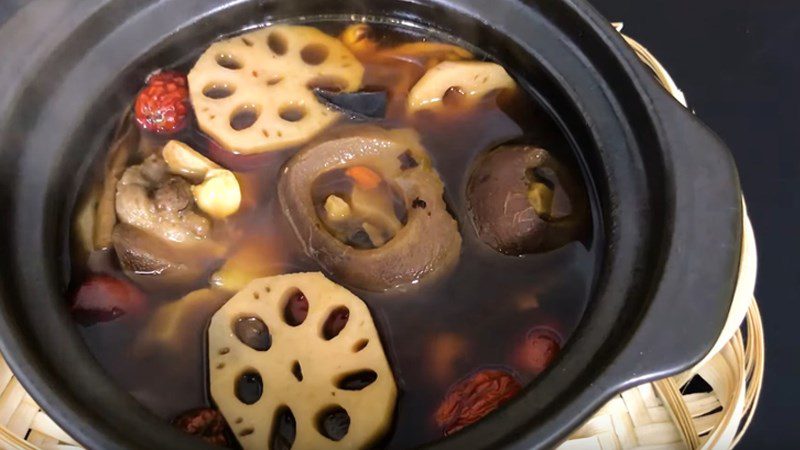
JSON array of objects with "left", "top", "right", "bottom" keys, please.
[{"left": 192, "top": 169, "right": 242, "bottom": 219}]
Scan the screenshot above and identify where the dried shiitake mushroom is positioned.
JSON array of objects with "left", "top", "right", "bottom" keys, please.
[
  {"left": 188, "top": 25, "right": 365, "bottom": 155},
  {"left": 407, "top": 61, "right": 516, "bottom": 113},
  {"left": 467, "top": 145, "right": 588, "bottom": 254},
  {"left": 278, "top": 126, "right": 462, "bottom": 292},
  {"left": 208, "top": 273, "right": 397, "bottom": 450}
]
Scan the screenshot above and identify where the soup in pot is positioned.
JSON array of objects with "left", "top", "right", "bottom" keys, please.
[{"left": 69, "top": 20, "right": 599, "bottom": 449}]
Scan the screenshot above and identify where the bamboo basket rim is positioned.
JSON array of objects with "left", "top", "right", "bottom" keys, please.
[
  {"left": 0, "top": 25, "right": 764, "bottom": 450},
  {"left": 557, "top": 24, "right": 764, "bottom": 450}
]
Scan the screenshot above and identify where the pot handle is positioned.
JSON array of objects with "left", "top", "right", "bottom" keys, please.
[{"left": 609, "top": 77, "right": 744, "bottom": 383}]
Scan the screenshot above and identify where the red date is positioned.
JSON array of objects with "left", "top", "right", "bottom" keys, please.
[
  {"left": 434, "top": 369, "right": 522, "bottom": 435},
  {"left": 171, "top": 407, "right": 232, "bottom": 447},
  {"left": 71, "top": 275, "right": 146, "bottom": 325},
  {"left": 512, "top": 326, "right": 562, "bottom": 375}
]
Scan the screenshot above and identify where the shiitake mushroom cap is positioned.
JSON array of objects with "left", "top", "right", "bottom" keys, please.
[{"left": 466, "top": 145, "right": 588, "bottom": 255}]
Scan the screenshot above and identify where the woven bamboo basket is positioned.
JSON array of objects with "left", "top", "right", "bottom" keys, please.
[{"left": 0, "top": 26, "right": 763, "bottom": 450}]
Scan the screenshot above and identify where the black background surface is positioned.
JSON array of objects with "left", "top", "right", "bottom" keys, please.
[{"left": 1, "top": 0, "right": 798, "bottom": 448}]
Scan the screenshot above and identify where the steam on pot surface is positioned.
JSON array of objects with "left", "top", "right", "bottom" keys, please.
[{"left": 68, "top": 20, "right": 599, "bottom": 449}]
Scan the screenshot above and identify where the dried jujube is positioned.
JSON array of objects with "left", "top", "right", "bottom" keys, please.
[
  {"left": 135, "top": 71, "right": 190, "bottom": 134},
  {"left": 434, "top": 369, "right": 522, "bottom": 436},
  {"left": 71, "top": 275, "right": 146, "bottom": 325},
  {"left": 171, "top": 407, "right": 233, "bottom": 447},
  {"left": 512, "top": 326, "right": 563, "bottom": 375}
]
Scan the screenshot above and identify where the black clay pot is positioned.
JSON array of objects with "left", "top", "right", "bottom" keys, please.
[{"left": 0, "top": 0, "right": 741, "bottom": 449}]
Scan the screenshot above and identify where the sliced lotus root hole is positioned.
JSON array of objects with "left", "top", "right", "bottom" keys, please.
[
  {"left": 208, "top": 273, "right": 397, "bottom": 450},
  {"left": 301, "top": 43, "right": 330, "bottom": 65},
  {"left": 279, "top": 104, "right": 307, "bottom": 122},
  {"left": 316, "top": 405, "right": 351, "bottom": 442},
  {"left": 236, "top": 369, "right": 263, "bottom": 405},
  {"left": 188, "top": 25, "right": 365, "bottom": 154},
  {"left": 203, "top": 82, "right": 236, "bottom": 99},
  {"left": 216, "top": 53, "right": 243, "bottom": 70},
  {"left": 336, "top": 369, "right": 378, "bottom": 391},
  {"left": 230, "top": 105, "right": 260, "bottom": 131},
  {"left": 291, "top": 361, "right": 304, "bottom": 382},
  {"left": 442, "top": 86, "right": 467, "bottom": 107},
  {"left": 271, "top": 406, "right": 297, "bottom": 449},
  {"left": 267, "top": 31, "right": 288, "bottom": 55},
  {"left": 282, "top": 289, "right": 309, "bottom": 326},
  {"left": 233, "top": 316, "right": 271, "bottom": 351},
  {"left": 322, "top": 306, "right": 349, "bottom": 340},
  {"left": 353, "top": 338, "right": 369, "bottom": 352}
]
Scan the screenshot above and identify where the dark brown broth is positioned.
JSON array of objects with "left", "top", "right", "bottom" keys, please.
[{"left": 72, "top": 21, "right": 599, "bottom": 449}]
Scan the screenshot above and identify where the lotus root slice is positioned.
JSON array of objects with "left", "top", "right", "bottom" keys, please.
[
  {"left": 189, "top": 26, "right": 365, "bottom": 155},
  {"left": 208, "top": 272, "right": 397, "bottom": 449},
  {"left": 407, "top": 61, "right": 516, "bottom": 113}
]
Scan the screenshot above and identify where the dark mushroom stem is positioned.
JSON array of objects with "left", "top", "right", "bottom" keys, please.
[
  {"left": 466, "top": 145, "right": 588, "bottom": 254},
  {"left": 278, "top": 126, "right": 462, "bottom": 292}
]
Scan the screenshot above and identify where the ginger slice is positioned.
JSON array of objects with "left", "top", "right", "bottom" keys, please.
[
  {"left": 407, "top": 61, "right": 517, "bottom": 113},
  {"left": 208, "top": 273, "right": 397, "bottom": 449},
  {"left": 189, "top": 25, "right": 365, "bottom": 155},
  {"left": 134, "top": 288, "right": 230, "bottom": 356}
]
